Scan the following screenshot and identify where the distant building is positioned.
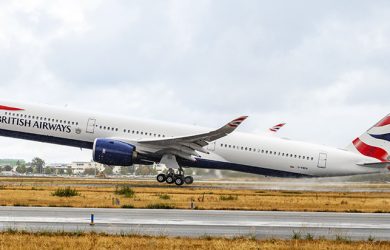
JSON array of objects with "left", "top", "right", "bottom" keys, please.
[
  {"left": 70, "top": 161, "right": 105, "bottom": 175},
  {"left": 46, "top": 163, "right": 70, "bottom": 171}
]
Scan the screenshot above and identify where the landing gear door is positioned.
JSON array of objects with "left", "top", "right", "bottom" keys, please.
[
  {"left": 86, "top": 118, "right": 96, "bottom": 134},
  {"left": 207, "top": 142, "right": 215, "bottom": 151},
  {"left": 317, "top": 153, "right": 327, "bottom": 168}
]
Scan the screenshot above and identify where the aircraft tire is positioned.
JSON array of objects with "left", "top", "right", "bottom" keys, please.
[
  {"left": 175, "top": 176, "right": 184, "bottom": 186},
  {"left": 156, "top": 174, "right": 166, "bottom": 183},
  {"left": 184, "top": 176, "right": 193, "bottom": 185},
  {"left": 166, "top": 175, "right": 175, "bottom": 184}
]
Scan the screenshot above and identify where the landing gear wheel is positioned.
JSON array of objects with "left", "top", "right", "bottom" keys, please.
[
  {"left": 166, "top": 175, "right": 175, "bottom": 184},
  {"left": 175, "top": 176, "right": 184, "bottom": 186},
  {"left": 157, "top": 174, "right": 166, "bottom": 183},
  {"left": 184, "top": 176, "right": 194, "bottom": 185}
]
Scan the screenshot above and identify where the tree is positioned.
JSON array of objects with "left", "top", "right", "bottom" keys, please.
[
  {"left": 83, "top": 168, "right": 96, "bottom": 176},
  {"left": 66, "top": 166, "right": 73, "bottom": 175},
  {"left": 135, "top": 165, "right": 157, "bottom": 176},
  {"left": 44, "top": 167, "right": 54, "bottom": 175},
  {"left": 16, "top": 165, "right": 27, "bottom": 174},
  {"left": 26, "top": 166, "right": 33, "bottom": 173},
  {"left": 57, "top": 169, "right": 65, "bottom": 175},
  {"left": 3, "top": 165, "right": 12, "bottom": 171},
  {"left": 103, "top": 166, "right": 113, "bottom": 175},
  {"left": 31, "top": 157, "right": 45, "bottom": 174},
  {"left": 120, "top": 166, "right": 130, "bottom": 175}
]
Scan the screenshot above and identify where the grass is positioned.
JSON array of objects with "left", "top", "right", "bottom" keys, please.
[
  {"left": 0, "top": 177, "right": 389, "bottom": 212},
  {"left": 52, "top": 187, "right": 80, "bottom": 197},
  {"left": 146, "top": 203, "right": 175, "bottom": 209},
  {"left": 158, "top": 194, "right": 171, "bottom": 200},
  {"left": 121, "top": 204, "right": 135, "bottom": 209},
  {"left": 219, "top": 194, "right": 238, "bottom": 201},
  {"left": 0, "top": 231, "right": 390, "bottom": 250},
  {"left": 114, "top": 185, "right": 135, "bottom": 198}
]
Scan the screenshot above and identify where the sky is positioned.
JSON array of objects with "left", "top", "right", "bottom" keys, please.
[{"left": 0, "top": 0, "right": 390, "bottom": 163}]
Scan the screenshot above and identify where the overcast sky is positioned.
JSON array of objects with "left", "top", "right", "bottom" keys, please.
[{"left": 0, "top": 1, "right": 390, "bottom": 163}]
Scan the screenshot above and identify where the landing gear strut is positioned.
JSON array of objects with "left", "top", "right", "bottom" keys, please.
[{"left": 156, "top": 167, "right": 194, "bottom": 186}]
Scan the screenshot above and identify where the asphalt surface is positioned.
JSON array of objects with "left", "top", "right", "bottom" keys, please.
[{"left": 0, "top": 207, "right": 389, "bottom": 240}]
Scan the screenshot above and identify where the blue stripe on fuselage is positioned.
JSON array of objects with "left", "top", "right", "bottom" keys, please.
[
  {"left": 0, "top": 128, "right": 93, "bottom": 149},
  {"left": 178, "top": 158, "right": 312, "bottom": 178}
]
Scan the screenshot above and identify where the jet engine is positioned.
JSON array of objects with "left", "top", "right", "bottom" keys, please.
[{"left": 93, "top": 138, "right": 137, "bottom": 166}]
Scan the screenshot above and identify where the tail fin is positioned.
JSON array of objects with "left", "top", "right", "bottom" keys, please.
[
  {"left": 346, "top": 114, "right": 390, "bottom": 162},
  {"left": 269, "top": 123, "right": 286, "bottom": 133}
]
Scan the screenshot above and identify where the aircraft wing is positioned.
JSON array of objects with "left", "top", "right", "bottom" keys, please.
[{"left": 115, "top": 116, "right": 248, "bottom": 161}]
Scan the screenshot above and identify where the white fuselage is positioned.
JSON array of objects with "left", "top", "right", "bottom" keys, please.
[{"left": 0, "top": 101, "right": 381, "bottom": 177}]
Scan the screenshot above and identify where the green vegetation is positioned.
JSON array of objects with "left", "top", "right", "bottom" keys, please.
[
  {"left": 292, "top": 231, "right": 302, "bottom": 240},
  {"left": 219, "top": 195, "right": 238, "bottom": 201},
  {"left": 159, "top": 194, "right": 171, "bottom": 200},
  {"left": 146, "top": 203, "right": 175, "bottom": 209},
  {"left": 114, "top": 185, "right": 135, "bottom": 198},
  {"left": 52, "top": 187, "right": 80, "bottom": 197},
  {"left": 121, "top": 204, "right": 135, "bottom": 209}
]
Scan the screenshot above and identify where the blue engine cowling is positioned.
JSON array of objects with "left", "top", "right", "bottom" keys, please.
[{"left": 93, "top": 138, "right": 136, "bottom": 166}]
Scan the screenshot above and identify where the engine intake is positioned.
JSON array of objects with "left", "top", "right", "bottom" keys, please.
[{"left": 93, "top": 138, "right": 137, "bottom": 166}]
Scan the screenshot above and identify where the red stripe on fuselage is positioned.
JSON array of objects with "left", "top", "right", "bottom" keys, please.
[
  {"left": 0, "top": 105, "right": 24, "bottom": 111},
  {"left": 353, "top": 138, "right": 388, "bottom": 162},
  {"left": 375, "top": 116, "right": 390, "bottom": 127}
]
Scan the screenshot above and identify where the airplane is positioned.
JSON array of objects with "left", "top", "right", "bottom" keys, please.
[{"left": 0, "top": 101, "right": 389, "bottom": 186}]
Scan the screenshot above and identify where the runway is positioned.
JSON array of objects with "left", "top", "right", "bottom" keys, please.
[{"left": 0, "top": 207, "right": 389, "bottom": 240}]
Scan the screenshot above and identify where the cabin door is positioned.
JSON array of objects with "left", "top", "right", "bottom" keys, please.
[
  {"left": 86, "top": 118, "right": 96, "bottom": 133},
  {"left": 317, "top": 153, "right": 327, "bottom": 168}
]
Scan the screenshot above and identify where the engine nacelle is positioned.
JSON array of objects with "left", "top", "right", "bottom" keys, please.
[{"left": 93, "top": 138, "right": 137, "bottom": 166}]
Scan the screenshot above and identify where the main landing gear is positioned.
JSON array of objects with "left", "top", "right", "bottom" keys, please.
[{"left": 156, "top": 167, "right": 194, "bottom": 186}]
